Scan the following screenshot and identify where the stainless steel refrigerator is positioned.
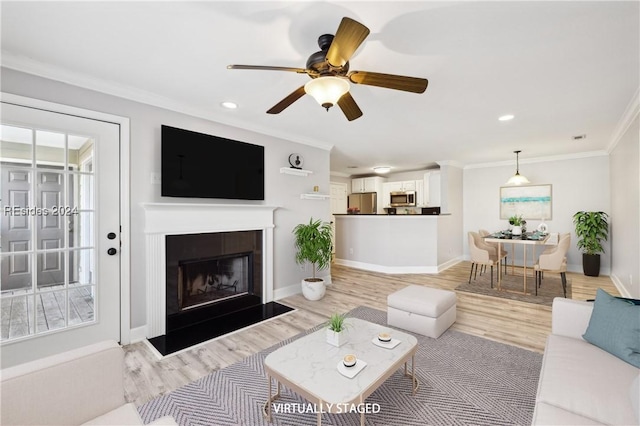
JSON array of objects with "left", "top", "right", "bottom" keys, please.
[{"left": 348, "top": 192, "right": 377, "bottom": 214}]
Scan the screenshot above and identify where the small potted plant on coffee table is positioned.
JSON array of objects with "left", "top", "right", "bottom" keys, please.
[{"left": 326, "top": 312, "right": 349, "bottom": 347}]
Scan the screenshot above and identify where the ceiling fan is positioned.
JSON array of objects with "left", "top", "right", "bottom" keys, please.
[{"left": 228, "top": 17, "right": 429, "bottom": 121}]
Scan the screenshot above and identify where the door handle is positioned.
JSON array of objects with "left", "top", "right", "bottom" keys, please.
[{"left": 107, "top": 248, "right": 117, "bottom": 256}]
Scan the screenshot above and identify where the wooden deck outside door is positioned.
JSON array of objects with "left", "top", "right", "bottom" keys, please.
[{"left": 0, "top": 100, "right": 121, "bottom": 368}]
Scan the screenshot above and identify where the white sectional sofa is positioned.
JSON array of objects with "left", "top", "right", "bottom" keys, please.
[
  {"left": 532, "top": 298, "right": 640, "bottom": 425},
  {"left": 1, "top": 340, "right": 176, "bottom": 426}
]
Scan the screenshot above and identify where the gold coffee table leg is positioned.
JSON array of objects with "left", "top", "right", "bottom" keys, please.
[
  {"left": 403, "top": 355, "right": 419, "bottom": 395},
  {"left": 263, "top": 375, "right": 281, "bottom": 421}
]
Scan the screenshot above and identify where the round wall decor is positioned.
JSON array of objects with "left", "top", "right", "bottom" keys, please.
[{"left": 288, "top": 153, "right": 304, "bottom": 169}]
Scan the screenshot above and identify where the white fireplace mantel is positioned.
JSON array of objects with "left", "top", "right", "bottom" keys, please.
[{"left": 142, "top": 203, "right": 278, "bottom": 338}]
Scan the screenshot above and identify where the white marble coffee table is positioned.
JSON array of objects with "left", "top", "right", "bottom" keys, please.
[{"left": 263, "top": 317, "right": 418, "bottom": 426}]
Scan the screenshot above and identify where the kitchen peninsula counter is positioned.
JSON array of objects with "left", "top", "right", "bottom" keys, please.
[{"left": 334, "top": 213, "right": 459, "bottom": 273}]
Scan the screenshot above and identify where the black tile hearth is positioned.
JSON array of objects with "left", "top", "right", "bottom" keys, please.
[{"left": 147, "top": 302, "right": 294, "bottom": 356}]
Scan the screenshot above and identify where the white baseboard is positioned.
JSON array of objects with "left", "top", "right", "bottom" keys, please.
[
  {"left": 335, "top": 258, "right": 439, "bottom": 274},
  {"left": 437, "top": 257, "right": 463, "bottom": 272},
  {"left": 274, "top": 283, "right": 301, "bottom": 300},
  {"left": 609, "top": 273, "right": 632, "bottom": 298},
  {"left": 129, "top": 325, "right": 148, "bottom": 343}
]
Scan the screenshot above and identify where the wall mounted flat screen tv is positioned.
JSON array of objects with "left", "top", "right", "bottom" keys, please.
[{"left": 161, "top": 125, "right": 264, "bottom": 200}]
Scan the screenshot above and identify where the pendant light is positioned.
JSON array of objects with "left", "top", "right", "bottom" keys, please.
[{"left": 506, "top": 150, "right": 530, "bottom": 185}]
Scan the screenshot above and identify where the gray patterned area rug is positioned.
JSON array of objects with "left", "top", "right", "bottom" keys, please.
[{"left": 139, "top": 306, "right": 542, "bottom": 426}]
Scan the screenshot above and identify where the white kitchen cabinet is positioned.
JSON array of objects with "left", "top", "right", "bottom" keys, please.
[
  {"left": 351, "top": 177, "right": 385, "bottom": 194},
  {"left": 384, "top": 180, "right": 418, "bottom": 192},
  {"left": 415, "top": 180, "right": 425, "bottom": 206},
  {"left": 401, "top": 181, "right": 416, "bottom": 191},
  {"left": 424, "top": 171, "right": 441, "bottom": 206}
]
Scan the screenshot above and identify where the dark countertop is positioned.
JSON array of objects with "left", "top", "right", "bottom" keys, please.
[{"left": 334, "top": 213, "right": 450, "bottom": 216}]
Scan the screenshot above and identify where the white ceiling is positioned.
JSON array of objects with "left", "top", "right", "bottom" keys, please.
[{"left": 1, "top": 1, "right": 638, "bottom": 176}]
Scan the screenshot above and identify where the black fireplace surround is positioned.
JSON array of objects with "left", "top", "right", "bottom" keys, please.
[
  {"left": 148, "top": 230, "right": 292, "bottom": 356},
  {"left": 165, "top": 230, "right": 263, "bottom": 332}
]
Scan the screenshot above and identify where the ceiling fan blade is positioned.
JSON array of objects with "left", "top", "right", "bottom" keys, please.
[
  {"left": 325, "top": 17, "right": 370, "bottom": 68},
  {"left": 227, "top": 64, "right": 313, "bottom": 75},
  {"left": 266, "top": 86, "right": 306, "bottom": 114},
  {"left": 337, "top": 92, "right": 363, "bottom": 121},
  {"left": 348, "top": 71, "right": 428, "bottom": 93}
]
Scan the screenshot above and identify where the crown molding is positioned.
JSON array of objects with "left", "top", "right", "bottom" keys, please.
[
  {"left": 436, "top": 160, "right": 465, "bottom": 169},
  {"left": 464, "top": 150, "right": 609, "bottom": 170},
  {"left": 607, "top": 87, "right": 640, "bottom": 154},
  {"left": 1, "top": 52, "right": 333, "bottom": 152}
]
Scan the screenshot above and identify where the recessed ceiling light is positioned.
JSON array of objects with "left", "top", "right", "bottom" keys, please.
[
  {"left": 498, "top": 114, "right": 514, "bottom": 121},
  {"left": 373, "top": 166, "right": 391, "bottom": 174},
  {"left": 221, "top": 101, "right": 238, "bottom": 109}
]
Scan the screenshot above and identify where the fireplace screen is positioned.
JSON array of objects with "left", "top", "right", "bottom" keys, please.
[{"left": 178, "top": 252, "right": 252, "bottom": 310}]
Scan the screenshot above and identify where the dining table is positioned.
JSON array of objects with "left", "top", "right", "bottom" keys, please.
[{"left": 483, "top": 231, "right": 554, "bottom": 294}]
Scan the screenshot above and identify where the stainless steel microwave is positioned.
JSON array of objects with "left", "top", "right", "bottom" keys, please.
[{"left": 390, "top": 191, "right": 416, "bottom": 207}]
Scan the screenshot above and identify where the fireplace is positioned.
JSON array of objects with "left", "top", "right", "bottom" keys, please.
[
  {"left": 143, "top": 204, "right": 293, "bottom": 356},
  {"left": 165, "top": 230, "right": 262, "bottom": 333},
  {"left": 143, "top": 203, "right": 279, "bottom": 340},
  {"left": 178, "top": 252, "right": 253, "bottom": 311}
]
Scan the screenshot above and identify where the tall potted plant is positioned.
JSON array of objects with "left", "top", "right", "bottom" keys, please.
[
  {"left": 573, "top": 211, "right": 609, "bottom": 277},
  {"left": 293, "top": 218, "right": 333, "bottom": 300}
]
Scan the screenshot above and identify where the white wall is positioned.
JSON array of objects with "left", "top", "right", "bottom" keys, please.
[
  {"left": 609, "top": 114, "right": 639, "bottom": 297},
  {"left": 463, "top": 154, "right": 611, "bottom": 274},
  {"left": 1, "top": 68, "right": 331, "bottom": 329},
  {"left": 438, "top": 164, "right": 463, "bottom": 261}
]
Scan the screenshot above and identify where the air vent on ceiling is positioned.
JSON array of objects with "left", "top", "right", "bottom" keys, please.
[{"left": 573, "top": 134, "right": 587, "bottom": 140}]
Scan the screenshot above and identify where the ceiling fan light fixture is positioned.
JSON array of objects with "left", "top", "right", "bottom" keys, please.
[
  {"left": 304, "top": 77, "right": 350, "bottom": 111},
  {"left": 506, "top": 150, "right": 530, "bottom": 185}
]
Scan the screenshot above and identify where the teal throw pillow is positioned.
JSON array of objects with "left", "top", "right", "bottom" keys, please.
[{"left": 583, "top": 288, "right": 640, "bottom": 368}]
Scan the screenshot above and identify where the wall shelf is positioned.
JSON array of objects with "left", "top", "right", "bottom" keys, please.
[
  {"left": 300, "top": 193, "right": 330, "bottom": 200},
  {"left": 280, "top": 167, "right": 313, "bottom": 177}
]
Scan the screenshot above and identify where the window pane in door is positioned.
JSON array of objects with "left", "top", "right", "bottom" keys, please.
[
  {"left": 37, "top": 251, "right": 65, "bottom": 289},
  {"left": 69, "top": 248, "right": 94, "bottom": 287},
  {"left": 69, "top": 212, "right": 94, "bottom": 248},
  {"left": 0, "top": 125, "right": 33, "bottom": 166},
  {"left": 35, "top": 130, "right": 65, "bottom": 165},
  {"left": 1, "top": 253, "right": 33, "bottom": 292},
  {"left": 0, "top": 295, "right": 34, "bottom": 340},
  {"left": 69, "top": 285, "right": 95, "bottom": 326},
  {"left": 1, "top": 166, "right": 32, "bottom": 253},
  {"left": 35, "top": 290, "right": 66, "bottom": 333}
]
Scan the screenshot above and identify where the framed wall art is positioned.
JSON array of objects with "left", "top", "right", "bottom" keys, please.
[{"left": 500, "top": 184, "right": 552, "bottom": 220}]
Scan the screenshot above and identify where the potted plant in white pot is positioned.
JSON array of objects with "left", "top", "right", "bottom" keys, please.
[
  {"left": 509, "top": 214, "right": 525, "bottom": 236},
  {"left": 573, "top": 211, "right": 609, "bottom": 277},
  {"left": 293, "top": 217, "right": 333, "bottom": 301},
  {"left": 326, "top": 312, "right": 349, "bottom": 347}
]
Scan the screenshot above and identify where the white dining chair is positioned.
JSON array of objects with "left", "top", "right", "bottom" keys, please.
[
  {"left": 468, "top": 232, "right": 507, "bottom": 288},
  {"left": 534, "top": 234, "right": 571, "bottom": 297},
  {"left": 479, "top": 229, "right": 509, "bottom": 275}
]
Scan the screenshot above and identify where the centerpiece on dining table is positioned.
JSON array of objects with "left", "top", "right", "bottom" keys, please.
[{"left": 508, "top": 214, "right": 527, "bottom": 236}]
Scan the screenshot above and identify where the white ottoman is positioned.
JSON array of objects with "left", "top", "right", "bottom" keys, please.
[{"left": 387, "top": 285, "right": 456, "bottom": 338}]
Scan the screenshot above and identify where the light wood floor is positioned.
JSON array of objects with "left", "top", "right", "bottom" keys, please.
[{"left": 123, "top": 261, "right": 617, "bottom": 406}]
